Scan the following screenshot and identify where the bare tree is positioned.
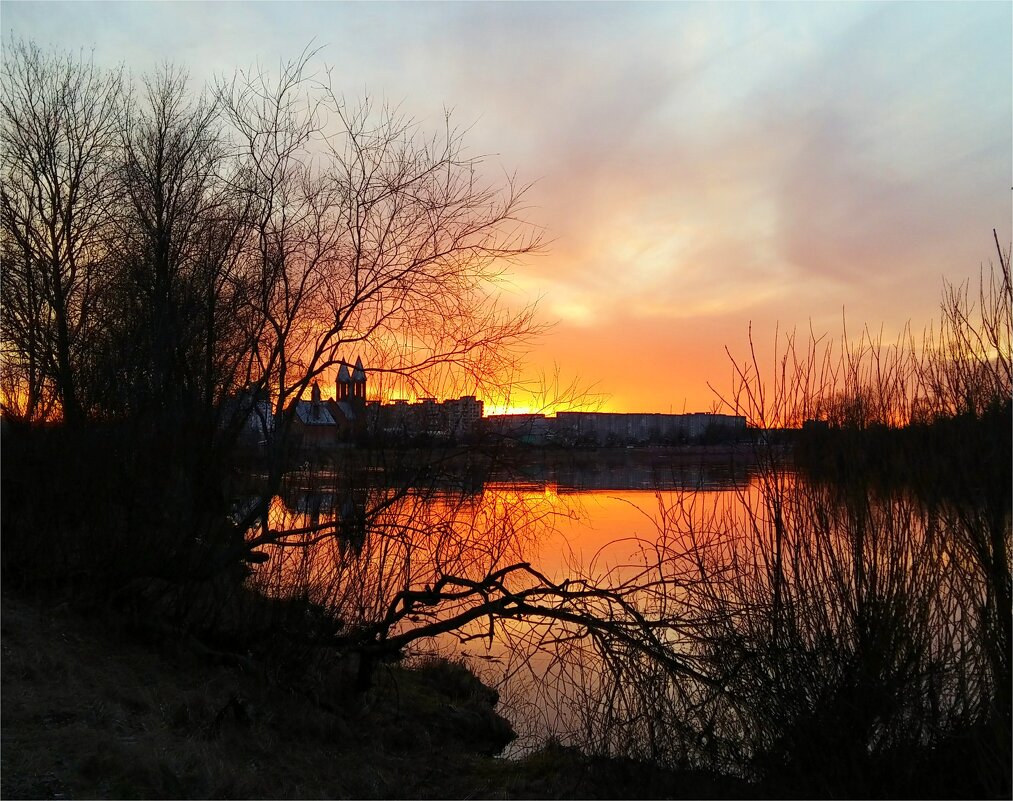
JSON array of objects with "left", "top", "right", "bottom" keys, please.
[
  {"left": 2, "top": 43, "right": 550, "bottom": 591},
  {"left": 215, "top": 55, "right": 546, "bottom": 552},
  {"left": 0, "top": 40, "right": 123, "bottom": 424},
  {"left": 919, "top": 233, "right": 1012, "bottom": 421},
  {"left": 109, "top": 65, "right": 254, "bottom": 422}
]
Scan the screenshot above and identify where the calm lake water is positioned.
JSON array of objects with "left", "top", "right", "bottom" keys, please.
[
  {"left": 241, "top": 447, "right": 998, "bottom": 758},
  {"left": 243, "top": 450, "right": 763, "bottom": 748}
]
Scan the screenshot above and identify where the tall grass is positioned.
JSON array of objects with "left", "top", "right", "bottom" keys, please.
[{"left": 493, "top": 243, "right": 1011, "bottom": 796}]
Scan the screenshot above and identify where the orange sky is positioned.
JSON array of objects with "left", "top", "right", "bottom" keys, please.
[{"left": 7, "top": 2, "right": 1010, "bottom": 416}]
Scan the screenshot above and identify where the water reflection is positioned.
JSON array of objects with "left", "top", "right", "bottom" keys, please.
[
  {"left": 254, "top": 459, "right": 754, "bottom": 592},
  {"left": 241, "top": 455, "right": 755, "bottom": 745},
  {"left": 489, "top": 452, "right": 755, "bottom": 493},
  {"left": 239, "top": 453, "right": 1005, "bottom": 773}
]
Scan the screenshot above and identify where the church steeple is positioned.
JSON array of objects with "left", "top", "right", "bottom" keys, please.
[
  {"left": 310, "top": 381, "right": 322, "bottom": 420},
  {"left": 336, "top": 358, "right": 365, "bottom": 403},
  {"left": 351, "top": 356, "right": 366, "bottom": 402},
  {"left": 337, "top": 361, "right": 352, "bottom": 401}
]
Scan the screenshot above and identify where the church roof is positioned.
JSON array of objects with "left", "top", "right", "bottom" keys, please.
[
  {"left": 337, "top": 362, "right": 351, "bottom": 383},
  {"left": 334, "top": 400, "right": 357, "bottom": 422},
  {"left": 293, "top": 400, "right": 336, "bottom": 426},
  {"left": 351, "top": 356, "right": 366, "bottom": 382}
]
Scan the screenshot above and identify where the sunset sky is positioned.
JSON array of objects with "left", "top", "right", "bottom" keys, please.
[{"left": 4, "top": 1, "right": 1010, "bottom": 414}]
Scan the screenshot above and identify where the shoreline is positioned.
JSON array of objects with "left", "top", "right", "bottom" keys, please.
[{"left": 0, "top": 591, "right": 750, "bottom": 799}]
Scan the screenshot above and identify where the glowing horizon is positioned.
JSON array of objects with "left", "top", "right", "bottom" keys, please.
[{"left": 3, "top": 1, "right": 1009, "bottom": 414}]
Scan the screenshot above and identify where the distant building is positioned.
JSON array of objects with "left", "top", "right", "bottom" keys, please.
[
  {"left": 485, "top": 413, "right": 550, "bottom": 445},
  {"left": 290, "top": 382, "right": 338, "bottom": 449},
  {"left": 284, "top": 356, "right": 371, "bottom": 450},
  {"left": 336, "top": 357, "right": 367, "bottom": 405},
  {"left": 442, "top": 395, "right": 484, "bottom": 437},
  {"left": 284, "top": 358, "right": 486, "bottom": 447},
  {"left": 232, "top": 358, "right": 746, "bottom": 452},
  {"left": 328, "top": 357, "right": 368, "bottom": 438},
  {"left": 417, "top": 398, "right": 441, "bottom": 435},
  {"left": 228, "top": 385, "right": 274, "bottom": 447},
  {"left": 554, "top": 411, "right": 746, "bottom": 446},
  {"left": 370, "top": 391, "right": 484, "bottom": 441}
]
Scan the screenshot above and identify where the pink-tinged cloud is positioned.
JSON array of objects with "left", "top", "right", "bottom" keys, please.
[{"left": 4, "top": 1, "right": 1009, "bottom": 413}]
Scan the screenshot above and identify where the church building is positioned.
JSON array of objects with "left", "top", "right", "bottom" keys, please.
[
  {"left": 335, "top": 356, "right": 367, "bottom": 406},
  {"left": 326, "top": 356, "right": 368, "bottom": 439}
]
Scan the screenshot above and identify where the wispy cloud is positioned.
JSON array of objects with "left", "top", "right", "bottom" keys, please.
[{"left": 4, "top": 0, "right": 1009, "bottom": 410}]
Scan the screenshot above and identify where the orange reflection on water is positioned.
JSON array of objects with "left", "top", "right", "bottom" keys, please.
[
  {"left": 249, "top": 480, "right": 571, "bottom": 630},
  {"left": 250, "top": 476, "right": 763, "bottom": 614}
]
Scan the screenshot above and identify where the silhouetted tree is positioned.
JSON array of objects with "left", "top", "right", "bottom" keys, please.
[
  {"left": 108, "top": 66, "right": 247, "bottom": 422},
  {"left": 1, "top": 40, "right": 123, "bottom": 424},
  {"left": 214, "top": 54, "right": 545, "bottom": 560},
  {"left": 1, "top": 43, "right": 545, "bottom": 589}
]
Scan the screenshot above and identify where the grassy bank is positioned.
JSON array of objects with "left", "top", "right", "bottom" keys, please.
[{"left": 1, "top": 593, "right": 749, "bottom": 800}]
